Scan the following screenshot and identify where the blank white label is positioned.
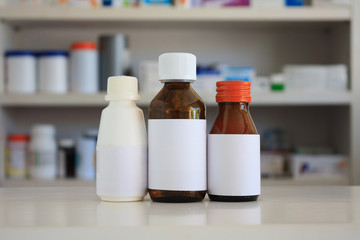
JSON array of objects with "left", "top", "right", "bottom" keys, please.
[
  {"left": 208, "top": 134, "right": 261, "bottom": 196},
  {"left": 149, "top": 119, "right": 207, "bottom": 191},
  {"left": 96, "top": 145, "right": 147, "bottom": 197}
]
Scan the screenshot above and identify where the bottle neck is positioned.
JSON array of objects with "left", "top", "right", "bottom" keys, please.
[
  {"left": 108, "top": 100, "right": 136, "bottom": 107},
  {"left": 163, "top": 81, "right": 191, "bottom": 89},
  {"left": 218, "top": 102, "right": 250, "bottom": 113}
]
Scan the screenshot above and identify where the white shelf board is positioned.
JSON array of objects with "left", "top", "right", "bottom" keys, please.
[
  {"left": 0, "top": 91, "right": 352, "bottom": 107},
  {"left": 0, "top": 7, "right": 351, "bottom": 23},
  {"left": 0, "top": 93, "right": 107, "bottom": 107},
  {"left": 251, "top": 91, "right": 352, "bottom": 106}
]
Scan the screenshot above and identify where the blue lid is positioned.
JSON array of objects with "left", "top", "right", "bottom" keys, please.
[
  {"left": 37, "top": 51, "right": 68, "bottom": 57},
  {"left": 5, "top": 50, "right": 36, "bottom": 57}
]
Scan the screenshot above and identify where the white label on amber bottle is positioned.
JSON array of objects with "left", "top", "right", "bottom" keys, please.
[
  {"left": 208, "top": 134, "right": 260, "bottom": 196},
  {"left": 96, "top": 145, "right": 147, "bottom": 197},
  {"left": 149, "top": 119, "right": 207, "bottom": 191}
]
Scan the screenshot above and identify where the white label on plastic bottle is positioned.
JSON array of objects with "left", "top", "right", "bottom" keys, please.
[
  {"left": 96, "top": 145, "right": 147, "bottom": 197},
  {"left": 148, "top": 119, "right": 207, "bottom": 191},
  {"left": 208, "top": 134, "right": 261, "bottom": 196}
]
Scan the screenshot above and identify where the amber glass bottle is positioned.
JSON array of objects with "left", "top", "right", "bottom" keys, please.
[
  {"left": 208, "top": 81, "right": 260, "bottom": 202},
  {"left": 148, "top": 53, "right": 206, "bottom": 203}
]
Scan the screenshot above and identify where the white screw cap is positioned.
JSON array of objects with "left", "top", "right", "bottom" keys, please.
[
  {"left": 158, "top": 52, "right": 197, "bottom": 82},
  {"left": 32, "top": 124, "right": 56, "bottom": 137},
  {"left": 105, "top": 76, "right": 140, "bottom": 101}
]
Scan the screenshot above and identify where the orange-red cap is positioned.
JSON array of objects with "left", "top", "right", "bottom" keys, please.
[
  {"left": 8, "top": 134, "right": 29, "bottom": 142},
  {"left": 216, "top": 81, "right": 251, "bottom": 103},
  {"left": 71, "top": 42, "right": 97, "bottom": 50}
]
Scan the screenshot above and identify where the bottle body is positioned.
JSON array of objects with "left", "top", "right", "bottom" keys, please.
[
  {"left": 208, "top": 81, "right": 260, "bottom": 202},
  {"left": 96, "top": 100, "right": 147, "bottom": 202},
  {"left": 58, "top": 139, "right": 76, "bottom": 179},
  {"left": 28, "top": 125, "right": 57, "bottom": 180},
  {"left": 148, "top": 82, "right": 206, "bottom": 202},
  {"left": 6, "top": 134, "right": 29, "bottom": 179}
]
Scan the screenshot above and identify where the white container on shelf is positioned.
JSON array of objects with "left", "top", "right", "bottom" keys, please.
[
  {"left": 5, "top": 50, "right": 36, "bottom": 94},
  {"left": 69, "top": 0, "right": 100, "bottom": 7},
  {"left": 290, "top": 154, "right": 347, "bottom": 179},
  {"left": 28, "top": 124, "right": 57, "bottom": 180},
  {"left": 38, "top": 51, "right": 68, "bottom": 94},
  {"left": 251, "top": 0, "right": 284, "bottom": 8},
  {"left": 312, "top": 0, "right": 351, "bottom": 7},
  {"left": 70, "top": 42, "right": 99, "bottom": 93}
]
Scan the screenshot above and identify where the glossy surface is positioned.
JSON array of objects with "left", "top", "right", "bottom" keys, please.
[
  {"left": 149, "top": 82, "right": 206, "bottom": 202},
  {"left": 0, "top": 186, "right": 359, "bottom": 239}
]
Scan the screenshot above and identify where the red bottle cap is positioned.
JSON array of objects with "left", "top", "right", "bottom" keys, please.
[
  {"left": 71, "top": 42, "right": 97, "bottom": 50},
  {"left": 216, "top": 81, "right": 251, "bottom": 103},
  {"left": 8, "top": 134, "right": 29, "bottom": 142}
]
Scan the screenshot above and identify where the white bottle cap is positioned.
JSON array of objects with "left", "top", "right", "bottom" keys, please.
[
  {"left": 59, "top": 138, "right": 75, "bottom": 148},
  {"left": 158, "top": 52, "right": 196, "bottom": 82},
  {"left": 31, "top": 124, "right": 56, "bottom": 137},
  {"left": 105, "top": 76, "right": 140, "bottom": 101}
]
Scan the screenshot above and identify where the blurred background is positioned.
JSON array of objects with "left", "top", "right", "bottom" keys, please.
[{"left": 0, "top": 0, "right": 358, "bottom": 188}]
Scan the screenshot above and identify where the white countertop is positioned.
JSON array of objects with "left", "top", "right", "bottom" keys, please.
[{"left": 0, "top": 186, "right": 359, "bottom": 240}]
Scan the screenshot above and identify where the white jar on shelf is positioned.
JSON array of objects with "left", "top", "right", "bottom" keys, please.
[
  {"left": 70, "top": 42, "right": 98, "bottom": 94},
  {"left": 5, "top": 50, "right": 36, "bottom": 94},
  {"left": 38, "top": 51, "right": 68, "bottom": 94},
  {"left": 28, "top": 124, "right": 57, "bottom": 180}
]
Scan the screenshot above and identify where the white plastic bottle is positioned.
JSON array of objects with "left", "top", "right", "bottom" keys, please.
[
  {"left": 28, "top": 124, "right": 57, "bottom": 180},
  {"left": 96, "top": 76, "right": 147, "bottom": 202}
]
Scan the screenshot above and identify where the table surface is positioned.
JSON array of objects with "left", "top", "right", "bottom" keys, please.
[{"left": 0, "top": 186, "right": 359, "bottom": 240}]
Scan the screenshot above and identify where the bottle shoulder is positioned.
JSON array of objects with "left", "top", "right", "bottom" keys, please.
[
  {"left": 210, "top": 107, "right": 257, "bottom": 134},
  {"left": 149, "top": 85, "right": 205, "bottom": 119}
]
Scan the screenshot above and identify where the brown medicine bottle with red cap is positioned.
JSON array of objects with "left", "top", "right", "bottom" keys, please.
[{"left": 208, "top": 81, "right": 260, "bottom": 202}]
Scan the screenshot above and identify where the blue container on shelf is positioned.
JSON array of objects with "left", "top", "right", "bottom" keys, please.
[{"left": 286, "top": 0, "right": 305, "bottom": 6}]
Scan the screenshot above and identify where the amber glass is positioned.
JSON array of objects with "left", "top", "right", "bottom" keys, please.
[
  {"left": 149, "top": 82, "right": 206, "bottom": 203},
  {"left": 209, "top": 102, "right": 259, "bottom": 202}
]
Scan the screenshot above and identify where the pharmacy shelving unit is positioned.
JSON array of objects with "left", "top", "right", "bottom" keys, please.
[{"left": 0, "top": 3, "right": 359, "bottom": 186}]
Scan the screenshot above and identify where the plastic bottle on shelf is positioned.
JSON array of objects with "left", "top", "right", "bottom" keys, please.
[
  {"left": 28, "top": 124, "right": 57, "bottom": 180},
  {"left": 38, "top": 51, "right": 68, "bottom": 94},
  {"left": 208, "top": 81, "right": 260, "bottom": 202},
  {"left": 148, "top": 52, "right": 207, "bottom": 203},
  {"left": 6, "top": 134, "right": 29, "bottom": 179},
  {"left": 96, "top": 76, "right": 147, "bottom": 202},
  {"left": 77, "top": 130, "right": 97, "bottom": 180},
  {"left": 70, "top": 42, "right": 99, "bottom": 93},
  {"left": 99, "top": 34, "right": 127, "bottom": 91},
  {"left": 5, "top": 50, "right": 36, "bottom": 94},
  {"left": 58, "top": 139, "right": 76, "bottom": 179}
]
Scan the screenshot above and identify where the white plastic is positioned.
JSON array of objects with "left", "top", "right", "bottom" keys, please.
[
  {"left": 70, "top": 48, "right": 98, "bottom": 93},
  {"left": 58, "top": 138, "right": 75, "bottom": 148},
  {"left": 158, "top": 52, "right": 196, "bottom": 82},
  {"left": 39, "top": 55, "right": 68, "bottom": 94},
  {"left": 6, "top": 55, "right": 36, "bottom": 94},
  {"left": 29, "top": 124, "right": 57, "bottom": 180},
  {"left": 96, "top": 76, "right": 147, "bottom": 202},
  {"left": 105, "top": 76, "right": 140, "bottom": 101}
]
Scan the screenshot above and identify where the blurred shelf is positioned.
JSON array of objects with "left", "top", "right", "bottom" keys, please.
[
  {"left": 0, "top": 179, "right": 95, "bottom": 188},
  {"left": 0, "top": 91, "right": 351, "bottom": 107},
  {"left": 261, "top": 177, "right": 349, "bottom": 186},
  {"left": 0, "top": 7, "right": 351, "bottom": 25},
  {"left": 250, "top": 91, "right": 352, "bottom": 106},
  {"left": 0, "top": 177, "right": 348, "bottom": 188},
  {"left": 0, "top": 93, "right": 107, "bottom": 107}
]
